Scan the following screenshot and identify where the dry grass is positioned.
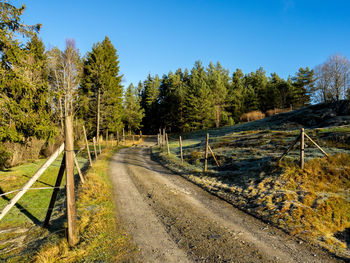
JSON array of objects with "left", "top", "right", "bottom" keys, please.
[
  {"left": 265, "top": 108, "right": 292, "bottom": 117},
  {"left": 240, "top": 111, "right": 266, "bottom": 122},
  {"left": 33, "top": 148, "right": 137, "bottom": 263},
  {"left": 156, "top": 128, "right": 350, "bottom": 259}
]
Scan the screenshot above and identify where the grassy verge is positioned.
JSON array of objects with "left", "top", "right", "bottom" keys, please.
[
  {"left": 33, "top": 147, "right": 137, "bottom": 262},
  {"left": 0, "top": 142, "right": 138, "bottom": 262}
]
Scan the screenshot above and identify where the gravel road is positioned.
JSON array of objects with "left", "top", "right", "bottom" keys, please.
[{"left": 109, "top": 140, "right": 343, "bottom": 263}]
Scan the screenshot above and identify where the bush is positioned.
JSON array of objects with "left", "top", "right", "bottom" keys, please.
[
  {"left": 240, "top": 111, "right": 265, "bottom": 122},
  {"left": 0, "top": 146, "right": 12, "bottom": 170},
  {"left": 2, "top": 138, "right": 45, "bottom": 167},
  {"left": 188, "top": 150, "right": 202, "bottom": 165},
  {"left": 265, "top": 108, "right": 292, "bottom": 117}
]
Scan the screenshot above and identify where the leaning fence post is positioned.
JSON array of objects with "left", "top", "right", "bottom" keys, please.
[
  {"left": 204, "top": 133, "right": 209, "bottom": 172},
  {"left": 304, "top": 133, "right": 329, "bottom": 157},
  {"left": 179, "top": 136, "right": 183, "bottom": 164},
  {"left": 83, "top": 126, "right": 92, "bottom": 167},
  {"left": 0, "top": 144, "right": 65, "bottom": 222},
  {"left": 208, "top": 145, "right": 220, "bottom": 168},
  {"left": 300, "top": 128, "right": 305, "bottom": 169},
  {"left": 166, "top": 133, "right": 170, "bottom": 155},
  {"left": 44, "top": 153, "right": 66, "bottom": 227},
  {"left": 73, "top": 153, "right": 85, "bottom": 184}
]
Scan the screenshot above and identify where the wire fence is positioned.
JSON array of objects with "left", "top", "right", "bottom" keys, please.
[{"left": 156, "top": 127, "right": 347, "bottom": 173}]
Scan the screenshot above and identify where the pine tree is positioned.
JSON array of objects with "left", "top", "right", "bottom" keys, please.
[
  {"left": 80, "top": 36, "right": 123, "bottom": 136},
  {"left": 123, "top": 84, "right": 145, "bottom": 132},
  {"left": 292, "top": 67, "right": 315, "bottom": 107},
  {"left": 0, "top": 2, "right": 52, "bottom": 142},
  {"left": 186, "top": 61, "right": 214, "bottom": 130},
  {"left": 226, "top": 68, "right": 245, "bottom": 122},
  {"left": 140, "top": 74, "right": 160, "bottom": 133},
  {"left": 206, "top": 62, "right": 229, "bottom": 127}
]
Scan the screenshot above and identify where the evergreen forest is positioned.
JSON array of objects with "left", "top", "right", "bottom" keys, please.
[{"left": 1, "top": 1, "right": 349, "bottom": 166}]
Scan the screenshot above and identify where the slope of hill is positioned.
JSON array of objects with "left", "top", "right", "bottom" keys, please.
[{"left": 153, "top": 101, "right": 350, "bottom": 260}]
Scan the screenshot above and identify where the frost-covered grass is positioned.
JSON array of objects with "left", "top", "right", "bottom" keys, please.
[{"left": 157, "top": 124, "right": 350, "bottom": 259}]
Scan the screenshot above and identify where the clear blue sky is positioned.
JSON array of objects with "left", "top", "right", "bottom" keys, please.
[{"left": 15, "top": 0, "right": 350, "bottom": 88}]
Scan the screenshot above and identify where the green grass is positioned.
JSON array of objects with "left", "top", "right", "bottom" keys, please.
[
  {"left": 0, "top": 154, "right": 87, "bottom": 228},
  {"left": 33, "top": 147, "right": 137, "bottom": 263}
]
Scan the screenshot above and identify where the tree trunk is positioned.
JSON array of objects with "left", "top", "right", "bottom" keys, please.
[
  {"left": 97, "top": 88, "right": 101, "bottom": 138},
  {"left": 215, "top": 105, "right": 221, "bottom": 128}
]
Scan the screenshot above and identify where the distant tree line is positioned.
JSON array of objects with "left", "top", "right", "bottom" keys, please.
[
  {"left": 1, "top": 1, "right": 349, "bottom": 151},
  {"left": 137, "top": 61, "right": 316, "bottom": 133}
]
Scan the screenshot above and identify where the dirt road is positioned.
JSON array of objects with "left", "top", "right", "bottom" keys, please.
[{"left": 109, "top": 140, "right": 343, "bottom": 263}]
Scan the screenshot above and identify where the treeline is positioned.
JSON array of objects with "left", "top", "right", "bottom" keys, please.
[
  {"left": 138, "top": 61, "right": 315, "bottom": 133},
  {"left": 0, "top": 2, "right": 143, "bottom": 167}
]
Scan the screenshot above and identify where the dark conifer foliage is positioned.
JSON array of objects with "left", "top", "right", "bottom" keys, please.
[
  {"left": 79, "top": 36, "right": 123, "bottom": 137},
  {"left": 0, "top": 2, "right": 53, "bottom": 142},
  {"left": 137, "top": 61, "right": 316, "bottom": 134}
]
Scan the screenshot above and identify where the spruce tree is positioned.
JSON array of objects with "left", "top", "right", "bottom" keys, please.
[
  {"left": 80, "top": 36, "right": 123, "bottom": 136},
  {"left": 186, "top": 61, "right": 214, "bottom": 130},
  {"left": 0, "top": 2, "right": 53, "bottom": 142},
  {"left": 123, "top": 83, "right": 145, "bottom": 132},
  {"left": 292, "top": 67, "right": 315, "bottom": 107},
  {"left": 140, "top": 74, "right": 160, "bottom": 133}
]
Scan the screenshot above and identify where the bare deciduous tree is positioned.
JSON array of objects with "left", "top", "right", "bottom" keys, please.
[
  {"left": 47, "top": 39, "right": 81, "bottom": 127},
  {"left": 314, "top": 54, "right": 350, "bottom": 103}
]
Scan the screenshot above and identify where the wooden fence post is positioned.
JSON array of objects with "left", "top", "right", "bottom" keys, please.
[
  {"left": 132, "top": 135, "right": 135, "bottom": 145},
  {"left": 44, "top": 153, "right": 66, "bottom": 227},
  {"left": 93, "top": 137, "right": 98, "bottom": 160},
  {"left": 304, "top": 133, "right": 329, "bottom": 157},
  {"left": 140, "top": 130, "right": 142, "bottom": 139},
  {"left": 98, "top": 135, "right": 102, "bottom": 154},
  {"left": 163, "top": 128, "right": 166, "bottom": 147},
  {"left": 208, "top": 145, "right": 220, "bottom": 168},
  {"left": 65, "top": 115, "right": 78, "bottom": 246},
  {"left": 166, "top": 133, "right": 170, "bottom": 155},
  {"left": 278, "top": 134, "right": 301, "bottom": 162},
  {"left": 73, "top": 153, "right": 84, "bottom": 184},
  {"left": 179, "top": 136, "right": 183, "bottom": 164},
  {"left": 204, "top": 133, "right": 209, "bottom": 172},
  {"left": 117, "top": 130, "right": 119, "bottom": 146},
  {"left": 83, "top": 126, "right": 92, "bottom": 167},
  {"left": 123, "top": 128, "right": 125, "bottom": 144},
  {"left": 300, "top": 128, "right": 305, "bottom": 169}
]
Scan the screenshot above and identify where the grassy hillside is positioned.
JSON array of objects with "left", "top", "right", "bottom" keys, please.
[{"left": 154, "top": 102, "right": 350, "bottom": 260}]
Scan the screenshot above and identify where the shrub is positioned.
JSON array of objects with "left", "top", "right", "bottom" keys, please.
[
  {"left": 187, "top": 150, "right": 202, "bottom": 165},
  {"left": 0, "top": 146, "right": 12, "bottom": 170},
  {"left": 265, "top": 108, "right": 292, "bottom": 117},
  {"left": 240, "top": 111, "right": 265, "bottom": 122}
]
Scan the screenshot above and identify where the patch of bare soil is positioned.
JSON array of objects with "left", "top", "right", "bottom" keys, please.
[{"left": 109, "top": 143, "right": 343, "bottom": 262}]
